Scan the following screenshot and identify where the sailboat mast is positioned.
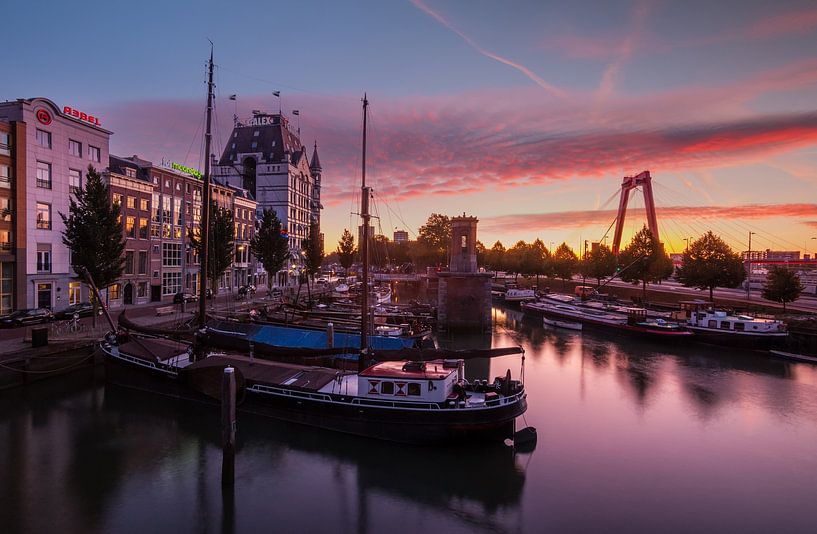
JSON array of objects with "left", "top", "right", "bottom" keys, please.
[
  {"left": 359, "top": 94, "right": 370, "bottom": 372},
  {"left": 198, "top": 47, "right": 215, "bottom": 328}
]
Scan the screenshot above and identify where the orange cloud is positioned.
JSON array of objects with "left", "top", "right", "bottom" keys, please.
[{"left": 481, "top": 203, "right": 817, "bottom": 233}]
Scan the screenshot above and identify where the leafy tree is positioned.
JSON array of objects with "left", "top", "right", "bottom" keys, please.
[
  {"left": 190, "top": 200, "right": 234, "bottom": 295},
  {"left": 250, "top": 208, "right": 290, "bottom": 288},
  {"left": 417, "top": 213, "right": 450, "bottom": 266},
  {"left": 530, "top": 239, "right": 552, "bottom": 284},
  {"left": 552, "top": 242, "right": 579, "bottom": 289},
  {"left": 762, "top": 266, "right": 803, "bottom": 312},
  {"left": 408, "top": 240, "right": 440, "bottom": 269},
  {"left": 301, "top": 222, "right": 324, "bottom": 302},
  {"left": 676, "top": 231, "right": 745, "bottom": 301},
  {"left": 618, "top": 225, "right": 674, "bottom": 303},
  {"left": 505, "top": 240, "right": 529, "bottom": 281},
  {"left": 61, "top": 165, "right": 125, "bottom": 322},
  {"left": 580, "top": 244, "right": 617, "bottom": 287},
  {"left": 336, "top": 229, "right": 356, "bottom": 275},
  {"left": 485, "top": 241, "right": 506, "bottom": 273}
]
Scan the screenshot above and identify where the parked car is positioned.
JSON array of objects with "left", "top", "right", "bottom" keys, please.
[
  {"left": 236, "top": 285, "right": 256, "bottom": 299},
  {"left": 316, "top": 277, "right": 328, "bottom": 285},
  {"left": 54, "top": 302, "right": 101, "bottom": 320},
  {"left": 0, "top": 308, "right": 54, "bottom": 328},
  {"left": 173, "top": 292, "right": 198, "bottom": 304}
]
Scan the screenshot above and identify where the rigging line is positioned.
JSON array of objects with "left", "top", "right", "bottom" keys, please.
[
  {"left": 183, "top": 108, "right": 206, "bottom": 169},
  {"left": 375, "top": 192, "right": 416, "bottom": 240},
  {"left": 216, "top": 64, "right": 351, "bottom": 103}
]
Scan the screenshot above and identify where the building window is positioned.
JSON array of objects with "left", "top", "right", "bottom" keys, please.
[
  {"left": 69, "top": 168, "right": 82, "bottom": 194},
  {"left": 109, "top": 283, "right": 121, "bottom": 300},
  {"left": 0, "top": 132, "right": 10, "bottom": 156},
  {"left": 140, "top": 198, "right": 149, "bottom": 211},
  {"left": 36, "top": 247, "right": 51, "bottom": 272},
  {"left": 37, "top": 283, "right": 52, "bottom": 309},
  {"left": 162, "top": 196, "right": 171, "bottom": 223},
  {"left": 152, "top": 192, "right": 161, "bottom": 221},
  {"left": 36, "top": 129, "right": 51, "bottom": 148},
  {"left": 162, "top": 272, "right": 181, "bottom": 295},
  {"left": 138, "top": 251, "right": 147, "bottom": 274},
  {"left": 36, "top": 202, "right": 51, "bottom": 230},
  {"left": 253, "top": 130, "right": 260, "bottom": 137},
  {"left": 137, "top": 281, "right": 147, "bottom": 298},
  {"left": 125, "top": 167, "right": 136, "bottom": 178},
  {"left": 162, "top": 243, "right": 182, "bottom": 267},
  {"left": 126, "top": 196, "right": 135, "bottom": 209},
  {"left": 36, "top": 161, "right": 52, "bottom": 189},
  {"left": 251, "top": 141, "right": 258, "bottom": 149},
  {"left": 138, "top": 217, "right": 148, "bottom": 239},
  {"left": 68, "top": 281, "right": 81, "bottom": 305},
  {"left": 0, "top": 164, "right": 11, "bottom": 188},
  {"left": 0, "top": 197, "right": 11, "bottom": 222},
  {"left": 0, "top": 263, "right": 11, "bottom": 314},
  {"left": 125, "top": 216, "right": 135, "bottom": 238},
  {"left": 124, "top": 251, "right": 134, "bottom": 274},
  {"left": 69, "top": 139, "right": 82, "bottom": 157},
  {"left": 174, "top": 198, "right": 182, "bottom": 225},
  {"left": 89, "top": 145, "right": 101, "bottom": 162},
  {"left": 150, "top": 223, "right": 160, "bottom": 239},
  {"left": 112, "top": 193, "right": 122, "bottom": 206},
  {"left": 0, "top": 230, "right": 10, "bottom": 251}
]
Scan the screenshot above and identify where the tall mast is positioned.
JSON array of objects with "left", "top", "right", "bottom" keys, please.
[
  {"left": 198, "top": 46, "right": 215, "bottom": 327},
  {"left": 359, "top": 94, "right": 370, "bottom": 372}
]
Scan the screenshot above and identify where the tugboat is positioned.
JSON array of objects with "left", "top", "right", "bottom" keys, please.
[{"left": 680, "top": 301, "right": 787, "bottom": 348}]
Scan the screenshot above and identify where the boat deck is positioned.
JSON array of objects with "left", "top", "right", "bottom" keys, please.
[
  {"left": 119, "top": 338, "right": 191, "bottom": 364},
  {"left": 186, "top": 354, "right": 349, "bottom": 392}
]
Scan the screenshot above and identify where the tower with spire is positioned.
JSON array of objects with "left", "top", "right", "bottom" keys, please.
[{"left": 212, "top": 110, "right": 323, "bottom": 285}]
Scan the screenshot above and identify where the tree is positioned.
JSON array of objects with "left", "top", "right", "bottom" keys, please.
[
  {"left": 336, "top": 229, "right": 356, "bottom": 275},
  {"left": 552, "top": 243, "right": 578, "bottom": 289},
  {"left": 61, "top": 165, "right": 125, "bottom": 323},
  {"left": 505, "top": 240, "right": 529, "bottom": 281},
  {"left": 580, "top": 244, "right": 617, "bottom": 287},
  {"left": 485, "top": 241, "right": 506, "bottom": 273},
  {"left": 762, "top": 266, "right": 803, "bottom": 312},
  {"left": 301, "top": 221, "right": 324, "bottom": 302},
  {"left": 530, "top": 239, "right": 552, "bottom": 285},
  {"left": 189, "top": 200, "right": 234, "bottom": 294},
  {"left": 618, "top": 225, "right": 674, "bottom": 303},
  {"left": 475, "top": 240, "right": 487, "bottom": 268},
  {"left": 417, "top": 213, "right": 450, "bottom": 266},
  {"left": 676, "top": 231, "right": 745, "bottom": 301},
  {"left": 250, "top": 208, "right": 290, "bottom": 288}
]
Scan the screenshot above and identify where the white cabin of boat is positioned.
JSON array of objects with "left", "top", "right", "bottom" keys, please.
[
  {"left": 505, "top": 289, "right": 536, "bottom": 302},
  {"left": 688, "top": 310, "right": 786, "bottom": 333},
  {"left": 358, "top": 359, "right": 463, "bottom": 403}
]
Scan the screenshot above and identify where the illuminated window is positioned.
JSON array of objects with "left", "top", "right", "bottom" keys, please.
[
  {"left": 36, "top": 202, "right": 51, "bottom": 229},
  {"left": 126, "top": 196, "right": 135, "bottom": 209},
  {"left": 140, "top": 198, "right": 149, "bottom": 211},
  {"left": 138, "top": 218, "right": 148, "bottom": 239},
  {"left": 109, "top": 283, "right": 121, "bottom": 300},
  {"left": 112, "top": 193, "right": 122, "bottom": 206},
  {"left": 0, "top": 197, "right": 11, "bottom": 222},
  {"left": 68, "top": 282, "right": 81, "bottom": 305},
  {"left": 125, "top": 216, "right": 135, "bottom": 238}
]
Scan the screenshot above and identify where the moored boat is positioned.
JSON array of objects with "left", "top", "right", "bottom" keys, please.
[{"left": 543, "top": 317, "right": 582, "bottom": 331}]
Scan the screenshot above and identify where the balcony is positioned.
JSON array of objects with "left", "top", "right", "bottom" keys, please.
[{"left": 36, "top": 219, "right": 51, "bottom": 230}]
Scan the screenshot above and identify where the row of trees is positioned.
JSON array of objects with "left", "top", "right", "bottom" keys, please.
[{"left": 61, "top": 166, "right": 326, "bottom": 310}]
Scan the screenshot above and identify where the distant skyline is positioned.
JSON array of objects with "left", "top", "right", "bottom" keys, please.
[{"left": 4, "top": 0, "right": 817, "bottom": 255}]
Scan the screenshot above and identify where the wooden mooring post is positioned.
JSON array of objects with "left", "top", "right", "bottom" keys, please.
[{"left": 221, "top": 366, "right": 236, "bottom": 488}]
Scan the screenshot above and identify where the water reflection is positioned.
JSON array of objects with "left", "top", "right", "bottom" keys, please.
[{"left": 2, "top": 306, "right": 817, "bottom": 533}]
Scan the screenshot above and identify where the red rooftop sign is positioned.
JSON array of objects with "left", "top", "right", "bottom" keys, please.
[{"left": 63, "top": 106, "right": 101, "bottom": 126}]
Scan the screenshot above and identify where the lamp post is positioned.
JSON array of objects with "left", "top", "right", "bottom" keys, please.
[
  {"left": 747, "top": 231, "right": 756, "bottom": 300},
  {"left": 683, "top": 237, "right": 690, "bottom": 253}
]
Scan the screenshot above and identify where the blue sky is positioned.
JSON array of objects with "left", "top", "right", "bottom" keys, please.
[{"left": 4, "top": 0, "right": 817, "bottom": 253}]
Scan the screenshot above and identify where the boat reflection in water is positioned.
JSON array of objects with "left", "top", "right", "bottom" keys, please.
[{"left": 0, "top": 373, "right": 529, "bottom": 534}]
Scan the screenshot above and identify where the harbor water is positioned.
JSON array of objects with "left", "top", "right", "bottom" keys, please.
[{"left": 2, "top": 305, "right": 817, "bottom": 533}]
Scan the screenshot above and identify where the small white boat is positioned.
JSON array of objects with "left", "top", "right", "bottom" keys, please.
[
  {"left": 335, "top": 283, "right": 349, "bottom": 293},
  {"left": 504, "top": 289, "right": 536, "bottom": 303},
  {"left": 543, "top": 317, "right": 582, "bottom": 331}
]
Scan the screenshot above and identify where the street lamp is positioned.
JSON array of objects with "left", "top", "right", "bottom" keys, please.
[
  {"left": 683, "top": 237, "right": 691, "bottom": 253},
  {"left": 747, "top": 231, "right": 756, "bottom": 300}
]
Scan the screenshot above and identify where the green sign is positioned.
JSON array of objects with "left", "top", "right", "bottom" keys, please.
[{"left": 171, "top": 162, "right": 202, "bottom": 179}]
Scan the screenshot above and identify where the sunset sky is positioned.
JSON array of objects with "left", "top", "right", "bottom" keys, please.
[{"left": 4, "top": 0, "right": 817, "bottom": 256}]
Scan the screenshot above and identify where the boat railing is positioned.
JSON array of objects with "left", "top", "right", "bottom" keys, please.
[{"left": 249, "top": 384, "right": 334, "bottom": 403}]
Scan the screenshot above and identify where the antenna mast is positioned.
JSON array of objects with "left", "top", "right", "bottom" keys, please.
[{"left": 359, "top": 94, "right": 370, "bottom": 372}]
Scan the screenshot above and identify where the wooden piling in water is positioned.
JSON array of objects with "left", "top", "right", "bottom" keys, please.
[{"left": 221, "top": 366, "right": 236, "bottom": 488}]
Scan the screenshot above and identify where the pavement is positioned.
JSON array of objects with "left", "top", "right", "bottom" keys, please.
[{"left": 0, "top": 283, "right": 332, "bottom": 359}]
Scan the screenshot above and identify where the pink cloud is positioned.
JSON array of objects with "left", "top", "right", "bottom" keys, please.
[{"left": 481, "top": 204, "right": 817, "bottom": 233}]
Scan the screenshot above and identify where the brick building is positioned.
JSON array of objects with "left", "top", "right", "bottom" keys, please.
[{"left": 0, "top": 97, "right": 111, "bottom": 311}]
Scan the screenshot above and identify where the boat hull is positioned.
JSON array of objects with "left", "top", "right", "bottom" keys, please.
[
  {"left": 685, "top": 327, "right": 787, "bottom": 349},
  {"left": 102, "top": 345, "right": 526, "bottom": 445}
]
